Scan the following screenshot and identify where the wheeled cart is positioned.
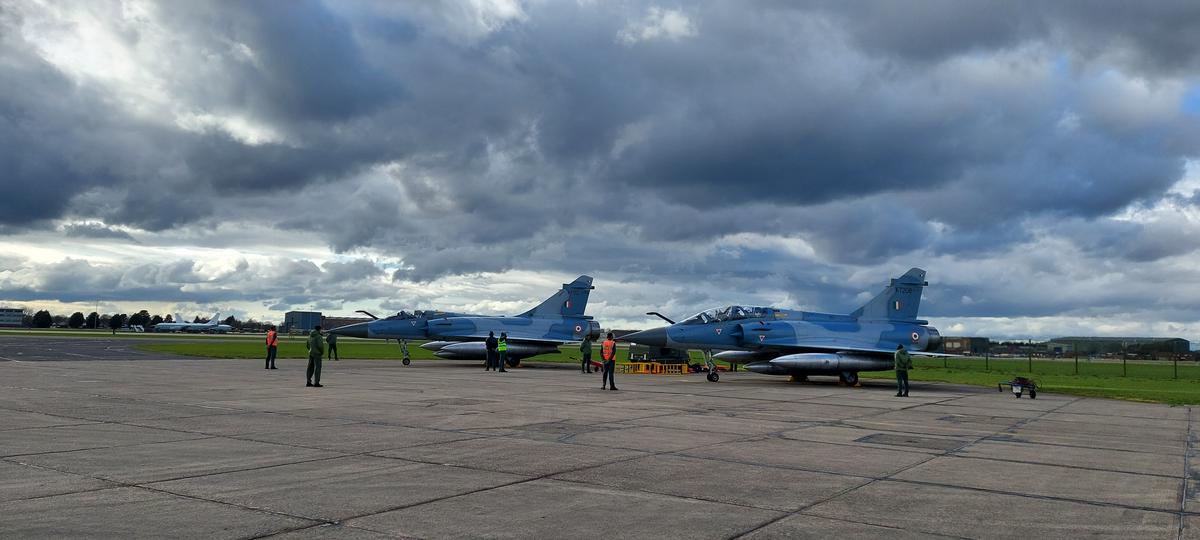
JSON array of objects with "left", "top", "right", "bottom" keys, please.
[{"left": 998, "top": 377, "right": 1037, "bottom": 399}]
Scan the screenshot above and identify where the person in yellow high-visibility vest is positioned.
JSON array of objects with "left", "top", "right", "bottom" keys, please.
[
  {"left": 497, "top": 332, "right": 509, "bottom": 373},
  {"left": 601, "top": 332, "right": 618, "bottom": 391}
]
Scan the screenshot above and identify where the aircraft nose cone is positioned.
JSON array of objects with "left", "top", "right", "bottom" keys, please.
[
  {"left": 621, "top": 327, "right": 669, "bottom": 346},
  {"left": 330, "top": 322, "right": 368, "bottom": 338}
]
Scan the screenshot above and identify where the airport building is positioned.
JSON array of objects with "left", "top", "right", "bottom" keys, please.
[
  {"left": 1045, "top": 337, "right": 1191, "bottom": 356},
  {"left": 282, "top": 311, "right": 322, "bottom": 333},
  {"left": 0, "top": 307, "right": 23, "bottom": 327},
  {"left": 940, "top": 336, "right": 990, "bottom": 355}
]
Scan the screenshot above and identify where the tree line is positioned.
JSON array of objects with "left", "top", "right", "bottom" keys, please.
[{"left": 21, "top": 310, "right": 274, "bottom": 332}]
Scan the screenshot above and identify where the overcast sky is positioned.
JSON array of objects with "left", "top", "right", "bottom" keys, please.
[{"left": 2, "top": 1, "right": 1200, "bottom": 339}]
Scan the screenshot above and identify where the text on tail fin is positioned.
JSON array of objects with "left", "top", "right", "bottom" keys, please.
[{"left": 849, "top": 268, "right": 927, "bottom": 322}]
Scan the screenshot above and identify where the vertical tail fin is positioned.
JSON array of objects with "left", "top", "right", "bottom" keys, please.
[
  {"left": 517, "top": 276, "right": 594, "bottom": 318},
  {"left": 849, "top": 268, "right": 927, "bottom": 322},
  {"left": 207, "top": 313, "right": 221, "bottom": 326}
]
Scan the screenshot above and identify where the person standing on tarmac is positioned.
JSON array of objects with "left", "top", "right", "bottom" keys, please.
[
  {"left": 579, "top": 334, "right": 594, "bottom": 373},
  {"left": 485, "top": 331, "right": 498, "bottom": 371},
  {"left": 327, "top": 331, "right": 339, "bottom": 361},
  {"left": 601, "top": 332, "right": 618, "bottom": 391},
  {"left": 894, "top": 344, "right": 912, "bottom": 397},
  {"left": 497, "top": 332, "right": 509, "bottom": 372},
  {"left": 306, "top": 326, "right": 325, "bottom": 388},
  {"left": 264, "top": 325, "right": 278, "bottom": 370}
]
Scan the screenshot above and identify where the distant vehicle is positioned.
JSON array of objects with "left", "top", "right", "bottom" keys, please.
[
  {"left": 622, "top": 268, "right": 949, "bottom": 385},
  {"left": 332, "top": 276, "right": 600, "bottom": 366},
  {"left": 151, "top": 313, "right": 232, "bottom": 333},
  {"left": 125, "top": 325, "right": 145, "bottom": 333}
]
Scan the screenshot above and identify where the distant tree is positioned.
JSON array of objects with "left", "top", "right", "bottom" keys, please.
[
  {"left": 163, "top": 314, "right": 173, "bottom": 323},
  {"left": 150, "top": 315, "right": 163, "bottom": 326},
  {"left": 32, "top": 310, "right": 53, "bottom": 328},
  {"left": 108, "top": 313, "right": 125, "bottom": 334},
  {"left": 132, "top": 310, "right": 151, "bottom": 326},
  {"left": 86, "top": 312, "right": 100, "bottom": 329},
  {"left": 68, "top": 312, "right": 85, "bottom": 328},
  {"left": 22, "top": 312, "right": 33, "bottom": 327},
  {"left": 193, "top": 316, "right": 203, "bottom": 323},
  {"left": 52, "top": 315, "right": 67, "bottom": 326},
  {"left": 223, "top": 315, "right": 237, "bottom": 328}
]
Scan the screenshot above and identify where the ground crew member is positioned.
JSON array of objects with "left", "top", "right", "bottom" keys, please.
[
  {"left": 497, "top": 332, "right": 509, "bottom": 372},
  {"left": 485, "top": 331, "right": 498, "bottom": 371},
  {"left": 264, "top": 325, "right": 278, "bottom": 369},
  {"left": 894, "top": 344, "right": 912, "bottom": 397},
  {"left": 601, "top": 332, "right": 618, "bottom": 391},
  {"left": 579, "top": 334, "right": 593, "bottom": 373},
  {"left": 306, "top": 325, "right": 325, "bottom": 387},
  {"left": 327, "top": 331, "right": 339, "bottom": 361}
]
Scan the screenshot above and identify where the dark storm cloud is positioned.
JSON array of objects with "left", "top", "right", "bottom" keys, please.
[
  {"left": 4, "top": 1, "right": 1200, "bottom": 327},
  {"left": 321, "top": 259, "right": 384, "bottom": 283},
  {"left": 0, "top": 36, "right": 126, "bottom": 227},
  {"left": 158, "top": 0, "right": 400, "bottom": 123},
  {"left": 0, "top": 256, "right": 391, "bottom": 308},
  {"left": 810, "top": 0, "right": 1200, "bottom": 75}
]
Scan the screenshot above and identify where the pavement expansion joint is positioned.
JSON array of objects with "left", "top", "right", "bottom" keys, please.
[{"left": 1178, "top": 406, "right": 1194, "bottom": 539}]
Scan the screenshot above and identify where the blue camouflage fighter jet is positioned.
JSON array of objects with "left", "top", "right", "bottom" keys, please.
[
  {"left": 621, "top": 268, "right": 944, "bottom": 385},
  {"left": 330, "top": 276, "right": 600, "bottom": 367}
]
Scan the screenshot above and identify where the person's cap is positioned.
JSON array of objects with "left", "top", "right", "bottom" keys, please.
[
  {"left": 315, "top": 325, "right": 322, "bottom": 330},
  {"left": 606, "top": 332, "right": 614, "bottom": 338}
]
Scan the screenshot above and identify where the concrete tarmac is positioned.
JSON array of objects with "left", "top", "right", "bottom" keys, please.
[{"left": 0, "top": 337, "right": 1193, "bottom": 539}]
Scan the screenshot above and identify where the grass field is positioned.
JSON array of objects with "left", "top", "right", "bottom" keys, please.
[
  {"left": 860, "top": 356, "right": 1200, "bottom": 405},
  {"left": 0, "top": 328, "right": 273, "bottom": 340}
]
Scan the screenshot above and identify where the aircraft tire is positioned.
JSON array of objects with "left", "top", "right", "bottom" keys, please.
[
  {"left": 402, "top": 358, "right": 411, "bottom": 366},
  {"left": 839, "top": 371, "right": 859, "bottom": 387},
  {"left": 707, "top": 372, "right": 719, "bottom": 382},
  {"left": 789, "top": 375, "right": 808, "bottom": 383},
  {"left": 505, "top": 357, "right": 520, "bottom": 368}
]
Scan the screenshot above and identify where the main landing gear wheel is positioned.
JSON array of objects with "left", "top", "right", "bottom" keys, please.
[
  {"left": 702, "top": 350, "right": 718, "bottom": 382},
  {"left": 789, "top": 375, "right": 808, "bottom": 383},
  {"left": 839, "top": 371, "right": 859, "bottom": 387},
  {"left": 505, "top": 357, "right": 521, "bottom": 368},
  {"left": 398, "top": 340, "right": 411, "bottom": 366}
]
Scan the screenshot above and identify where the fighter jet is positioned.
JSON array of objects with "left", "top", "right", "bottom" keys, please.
[
  {"left": 621, "top": 268, "right": 944, "bottom": 385},
  {"left": 330, "top": 275, "right": 601, "bottom": 367}
]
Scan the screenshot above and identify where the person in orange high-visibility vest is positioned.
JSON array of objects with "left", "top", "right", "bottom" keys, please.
[
  {"left": 600, "top": 332, "right": 618, "bottom": 391},
  {"left": 264, "top": 325, "right": 278, "bottom": 370}
]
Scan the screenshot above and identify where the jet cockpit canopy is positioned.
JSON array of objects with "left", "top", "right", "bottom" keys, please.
[{"left": 681, "top": 305, "right": 770, "bottom": 324}]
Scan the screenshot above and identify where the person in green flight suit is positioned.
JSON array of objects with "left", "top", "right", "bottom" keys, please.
[
  {"left": 579, "top": 334, "right": 593, "bottom": 373},
  {"left": 326, "top": 331, "right": 339, "bottom": 361},
  {"left": 306, "top": 326, "right": 325, "bottom": 388},
  {"left": 894, "top": 344, "right": 912, "bottom": 397}
]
